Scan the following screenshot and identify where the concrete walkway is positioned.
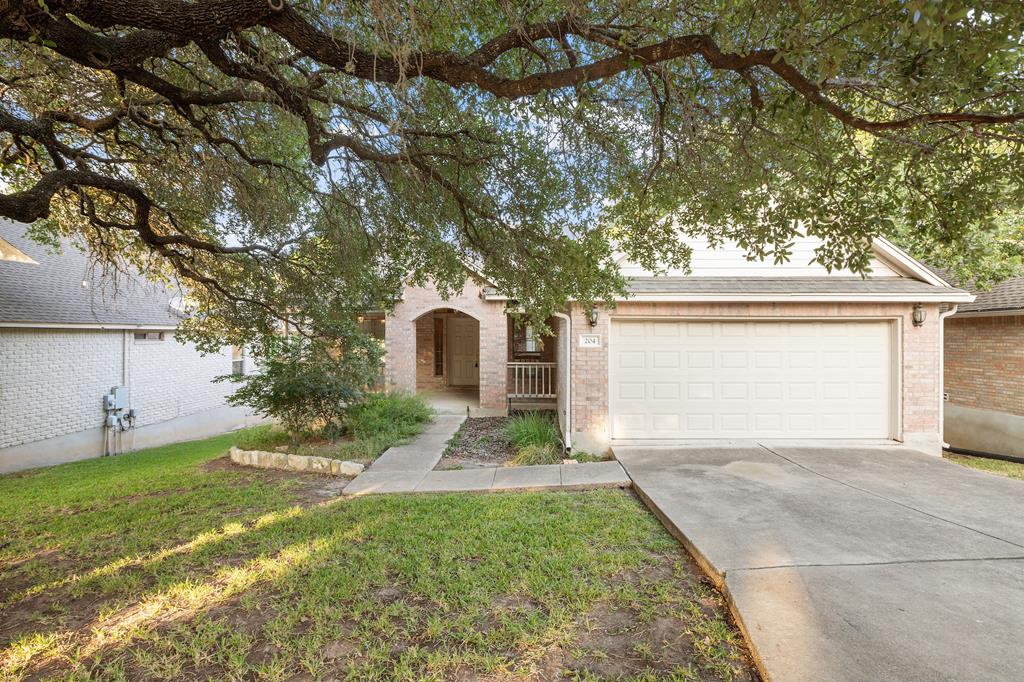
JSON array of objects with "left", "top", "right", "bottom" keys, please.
[
  {"left": 343, "top": 415, "right": 630, "bottom": 496},
  {"left": 344, "top": 459, "right": 630, "bottom": 496},
  {"left": 615, "top": 444, "right": 1024, "bottom": 682},
  {"left": 369, "top": 414, "right": 465, "bottom": 472}
]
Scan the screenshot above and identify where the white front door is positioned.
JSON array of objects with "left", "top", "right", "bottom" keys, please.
[
  {"left": 447, "top": 316, "right": 480, "bottom": 386},
  {"left": 610, "top": 320, "right": 894, "bottom": 440}
]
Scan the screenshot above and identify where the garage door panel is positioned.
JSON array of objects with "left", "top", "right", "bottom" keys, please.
[{"left": 610, "top": 320, "right": 893, "bottom": 440}]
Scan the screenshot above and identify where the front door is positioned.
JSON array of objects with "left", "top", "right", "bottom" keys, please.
[{"left": 447, "top": 316, "right": 480, "bottom": 386}]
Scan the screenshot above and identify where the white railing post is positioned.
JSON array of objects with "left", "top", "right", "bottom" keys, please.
[{"left": 507, "top": 361, "right": 557, "bottom": 399}]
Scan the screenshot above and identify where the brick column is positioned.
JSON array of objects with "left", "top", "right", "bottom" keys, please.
[
  {"left": 384, "top": 318, "right": 416, "bottom": 393},
  {"left": 478, "top": 310, "right": 507, "bottom": 410}
]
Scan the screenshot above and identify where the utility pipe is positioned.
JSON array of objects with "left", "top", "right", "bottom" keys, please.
[
  {"left": 552, "top": 311, "right": 572, "bottom": 451},
  {"left": 937, "top": 304, "right": 958, "bottom": 449}
]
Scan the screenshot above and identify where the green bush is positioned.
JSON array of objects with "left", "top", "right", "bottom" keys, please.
[
  {"left": 505, "top": 412, "right": 561, "bottom": 451},
  {"left": 218, "top": 325, "right": 382, "bottom": 437},
  {"left": 331, "top": 392, "right": 433, "bottom": 461},
  {"left": 510, "top": 443, "right": 562, "bottom": 466},
  {"left": 231, "top": 392, "right": 433, "bottom": 463},
  {"left": 346, "top": 392, "right": 433, "bottom": 440}
]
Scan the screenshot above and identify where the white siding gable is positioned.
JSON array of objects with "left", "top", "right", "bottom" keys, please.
[{"left": 618, "top": 234, "right": 902, "bottom": 278}]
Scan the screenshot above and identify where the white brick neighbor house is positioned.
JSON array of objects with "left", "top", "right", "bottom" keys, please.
[
  {"left": 381, "top": 235, "right": 973, "bottom": 456},
  {"left": 0, "top": 219, "right": 258, "bottom": 473}
]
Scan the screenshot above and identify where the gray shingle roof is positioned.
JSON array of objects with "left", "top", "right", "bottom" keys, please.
[
  {"left": 958, "top": 278, "right": 1024, "bottom": 313},
  {"left": 626, "top": 276, "right": 968, "bottom": 296},
  {"left": 926, "top": 266, "right": 1024, "bottom": 314},
  {"left": 0, "top": 219, "right": 182, "bottom": 327}
]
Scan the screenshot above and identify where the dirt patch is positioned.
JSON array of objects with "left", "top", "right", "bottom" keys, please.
[
  {"left": 201, "top": 457, "right": 351, "bottom": 506},
  {"left": 542, "top": 553, "right": 759, "bottom": 681},
  {"left": 436, "top": 417, "right": 517, "bottom": 469},
  {"left": 24, "top": 550, "right": 756, "bottom": 682}
]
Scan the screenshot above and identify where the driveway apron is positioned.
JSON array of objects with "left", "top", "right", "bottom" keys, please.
[{"left": 614, "top": 444, "right": 1024, "bottom": 682}]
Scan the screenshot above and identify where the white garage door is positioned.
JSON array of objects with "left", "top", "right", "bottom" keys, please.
[{"left": 610, "top": 320, "right": 893, "bottom": 440}]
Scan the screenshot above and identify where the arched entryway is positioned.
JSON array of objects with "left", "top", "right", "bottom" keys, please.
[{"left": 413, "top": 308, "right": 480, "bottom": 413}]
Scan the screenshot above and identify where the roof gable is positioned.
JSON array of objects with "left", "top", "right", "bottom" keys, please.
[{"left": 616, "top": 233, "right": 932, "bottom": 280}]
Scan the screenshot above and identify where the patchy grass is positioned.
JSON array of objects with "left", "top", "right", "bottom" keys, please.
[
  {"left": 237, "top": 392, "right": 433, "bottom": 463},
  {"left": 945, "top": 452, "right": 1024, "bottom": 480},
  {"left": 510, "top": 443, "right": 563, "bottom": 466},
  {"left": 569, "top": 451, "right": 611, "bottom": 463},
  {"left": 0, "top": 435, "right": 755, "bottom": 681}
]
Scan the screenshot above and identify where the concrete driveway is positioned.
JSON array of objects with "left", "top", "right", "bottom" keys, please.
[{"left": 614, "top": 444, "right": 1024, "bottom": 682}]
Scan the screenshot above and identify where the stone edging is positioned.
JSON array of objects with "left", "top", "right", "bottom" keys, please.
[{"left": 229, "top": 446, "right": 364, "bottom": 477}]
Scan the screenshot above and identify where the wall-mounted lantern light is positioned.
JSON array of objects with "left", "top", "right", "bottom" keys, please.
[
  {"left": 912, "top": 303, "right": 927, "bottom": 327},
  {"left": 587, "top": 306, "right": 600, "bottom": 328}
]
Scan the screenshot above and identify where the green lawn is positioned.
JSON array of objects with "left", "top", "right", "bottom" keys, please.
[
  {"left": 945, "top": 452, "right": 1024, "bottom": 480},
  {"left": 0, "top": 433, "right": 753, "bottom": 681}
]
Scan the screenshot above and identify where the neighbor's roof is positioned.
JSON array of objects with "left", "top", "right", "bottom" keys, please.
[
  {"left": 948, "top": 277, "right": 1024, "bottom": 314},
  {"left": 0, "top": 218, "right": 182, "bottom": 328},
  {"left": 925, "top": 265, "right": 1024, "bottom": 314}
]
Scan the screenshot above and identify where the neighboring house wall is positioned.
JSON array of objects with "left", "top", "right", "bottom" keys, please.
[
  {"left": 566, "top": 301, "right": 942, "bottom": 455},
  {"left": 127, "top": 332, "right": 237, "bottom": 427},
  {"left": 384, "top": 278, "right": 508, "bottom": 410},
  {"left": 944, "top": 314, "right": 1024, "bottom": 457},
  {"left": 0, "top": 328, "right": 257, "bottom": 473},
  {"left": 0, "top": 328, "right": 122, "bottom": 449}
]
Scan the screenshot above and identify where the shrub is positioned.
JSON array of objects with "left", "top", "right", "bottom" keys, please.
[
  {"left": 346, "top": 392, "right": 433, "bottom": 440},
  {"left": 219, "top": 325, "right": 382, "bottom": 437},
  {"left": 504, "top": 412, "right": 560, "bottom": 451},
  {"left": 510, "top": 443, "right": 562, "bottom": 466},
  {"left": 232, "top": 393, "right": 433, "bottom": 463}
]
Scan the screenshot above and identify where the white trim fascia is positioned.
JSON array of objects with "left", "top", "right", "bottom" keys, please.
[
  {"left": 0, "top": 321, "right": 178, "bottom": 331},
  {"left": 611, "top": 292, "right": 973, "bottom": 303},
  {"left": 871, "top": 237, "right": 950, "bottom": 287},
  {"left": 620, "top": 292, "right": 976, "bottom": 302},
  {"left": 485, "top": 292, "right": 974, "bottom": 304}
]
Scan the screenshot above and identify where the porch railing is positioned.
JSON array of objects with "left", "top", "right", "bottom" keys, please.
[{"left": 508, "top": 361, "right": 557, "bottom": 399}]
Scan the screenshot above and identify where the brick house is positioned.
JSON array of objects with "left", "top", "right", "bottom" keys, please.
[
  {"left": 0, "top": 219, "right": 260, "bottom": 473},
  {"left": 381, "top": 235, "right": 972, "bottom": 456},
  {"left": 942, "top": 277, "right": 1024, "bottom": 458}
]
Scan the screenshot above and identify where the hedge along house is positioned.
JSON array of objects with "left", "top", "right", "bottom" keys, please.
[
  {"left": 383, "top": 234, "right": 973, "bottom": 456},
  {"left": 0, "top": 219, "right": 261, "bottom": 473},
  {"left": 941, "top": 275, "right": 1024, "bottom": 458}
]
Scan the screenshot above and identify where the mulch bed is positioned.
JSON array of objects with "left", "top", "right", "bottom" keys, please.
[{"left": 435, "top": 416, "right": 517, "bottom": 469}]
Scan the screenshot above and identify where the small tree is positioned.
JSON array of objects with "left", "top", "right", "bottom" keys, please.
[{"left": 221, "top": 323, "right": 383, "bottom": 438}]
